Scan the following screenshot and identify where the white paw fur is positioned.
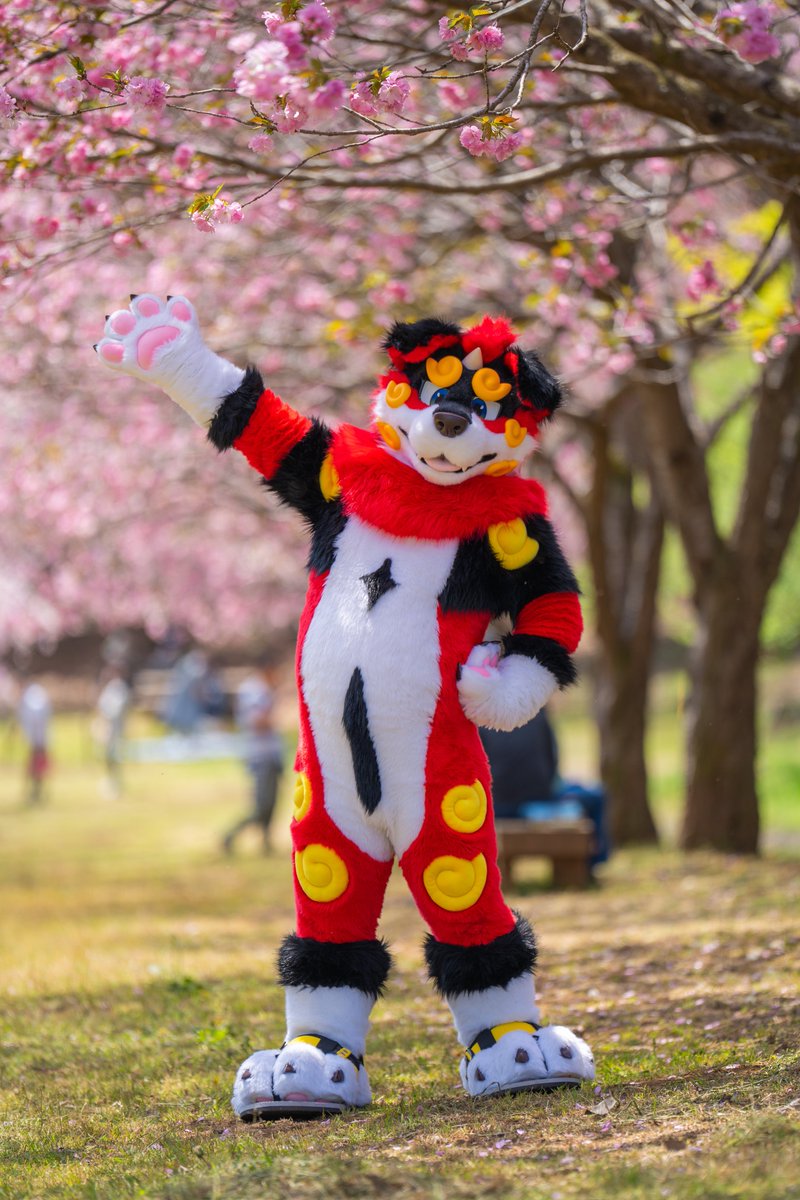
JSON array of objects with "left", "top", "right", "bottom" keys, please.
[
  {"left": 95, "top": 293, "right": 244, "bottom": 426},
  {"left": 458, "top": 646, "right": 558, "bottom": 732},
  {"left": 273, "top": 1041, "right": 371, "bottom": 1107},
  {"left": 460, "top": 1025, "right": 595, "bottom": 1097},
  {"left": 231, "top": 1049, "right": 281, "bottom": 1117}
]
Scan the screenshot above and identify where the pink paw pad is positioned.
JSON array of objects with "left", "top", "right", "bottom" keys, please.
[
  {"left": 100, "top": 343, "right": 124, "bottom": 364},
  {"left": 171, "top": 300, "right": 192, "bottom": 322},
  {"left": 135, "top": 297, "right": 161, "bottom": 318},
  {"left": 136, "top": 325, "right": 180, "bottom": 370},
  {"left": 110, "top": 311, "right": 136, "bottom": 335}
]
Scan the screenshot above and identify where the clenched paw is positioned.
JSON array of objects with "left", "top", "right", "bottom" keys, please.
[
  {"left": 95, "top": 293, "right": 201, "bottom": 384},
  {"left": 231, "top": 1049, "right": 281, "bottom": 1118},
  {"left": 273, "top": 1039, "right": 371, "bottom": 1108},
  {"left": 460, "top": 1024, "right": 595, "bottom": 1097},
  {"left": 457, "top": 645, "right": 558, "bottom": 732}
]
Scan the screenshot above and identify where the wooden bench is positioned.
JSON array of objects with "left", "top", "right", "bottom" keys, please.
[{"left": 495, "top": 818, "right": 595, "bottom": 889}]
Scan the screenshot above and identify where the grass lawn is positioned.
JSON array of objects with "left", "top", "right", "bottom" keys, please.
[{"left": 0, "top": 715, "right": 798, "bottom": 1200}]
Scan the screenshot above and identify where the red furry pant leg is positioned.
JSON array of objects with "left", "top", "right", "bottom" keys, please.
[{"left": 398, "top": 674, "right": 515, "bottom": 948}]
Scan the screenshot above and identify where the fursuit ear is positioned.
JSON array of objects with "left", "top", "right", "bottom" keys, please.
[
  {"left": 516, "top": 350, "right": 563, "bottom": 419},
  {"left": 382, "top": 317, "right": 462, "bottom": 358}
]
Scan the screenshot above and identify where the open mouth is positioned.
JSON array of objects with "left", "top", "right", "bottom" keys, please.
[{"left": 420, "top": 452, "right": 497, "bottom": 475}]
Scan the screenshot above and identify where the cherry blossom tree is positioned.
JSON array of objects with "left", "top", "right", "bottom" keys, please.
[{"left": 3, "top": 0, "right": 799, "bottom": 850}]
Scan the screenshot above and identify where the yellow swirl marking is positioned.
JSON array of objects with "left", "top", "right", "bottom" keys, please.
[
  {"left": 441, "top": 781, "right": 488, "bottom": 834},
  {"left": 488, "top": 518, "right": 540, "bottom": 569},
  {"left": 423, "top": 853, "right": 488, "bottom": 912},
  {"left": 376, "top": 420, "right": 401, "bottom": 451},
  {"left": 385, "top": 380, "right": 411, "bottom": 408},
  {"left": 319, "top": 453, "right": 341, "bottom": 501},
  {"left": 504, "top": 418, "right": 527, "bottom": 448},
  {"left": 292, "top": 773, "right": 312, "bottom": 823},
  {"left": 295, "top": 844, "right": 349, "bottom": 903},
  {"left": 473, "top": 367, "right": 512, "bottom": 402},
  {"left": 426, "top": 355, "right": 463, "bottom": 387},
  {"left": 484, "top": 459, "right": 518, "bottom": 478}
]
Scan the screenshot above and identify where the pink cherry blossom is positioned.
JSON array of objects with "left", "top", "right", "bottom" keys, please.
[
  {"left": 0, "top": 85, "right": 17, "bottom": 122},
  {"left": 123, "top": 76, "right": 169, "bottom": 113},
  {"left": 248, "top": 132, "right": 273, "bottom": 153},
  {"left": 469, "top": 25, "right": 504, "bottom": 52},
  {"left": 298, "top": 2, "right": 335, "bottom": 41},
  {"left": 378, "top": 71, "right": 410, "bottom": 115},
  {"left": 686, "top": 259, "right": 722, "bottom": 302}
]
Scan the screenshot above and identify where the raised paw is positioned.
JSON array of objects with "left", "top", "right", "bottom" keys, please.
[
  {"left": 273, "top": 1037, "right": 371, "bottom": 1108},
  {"left": 231, "top": 1049, "right": 281, "bottom": 1119},
  {"left": 95, "top": 294, "right": 201, "bottom": 385},
  {"left": 460, "top": 1023, "right": 595, "bottom": 1098}
]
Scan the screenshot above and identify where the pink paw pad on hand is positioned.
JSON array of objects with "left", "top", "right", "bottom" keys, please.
[
  {"left": 136, "top": 325, "right": 180, "bottom": 369},
  {"left": 96, "top": 294, "right": 196, "bottom": 375}
]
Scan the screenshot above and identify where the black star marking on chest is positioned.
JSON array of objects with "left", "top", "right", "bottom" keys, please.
[{"left": 360, "top": 558, "right": 398, "bottom": 611}]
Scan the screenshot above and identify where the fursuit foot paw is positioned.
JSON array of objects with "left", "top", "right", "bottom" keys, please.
[
  {"left": 460, "top": 1021, "right": 595, "bottom": 1098},
  {"left": 232, "top": 1035, "right": 371, "bottom": 1121}
]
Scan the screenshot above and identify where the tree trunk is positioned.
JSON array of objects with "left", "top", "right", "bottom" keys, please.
[
  {"left": 595, "top": 645, "right": 659, "bottom": 845},
  {"left": 578, "top": 396, "right": 664, "bottom": 846},
  {"left": 682, "top": 574, "right": 761, "bottom": 853}
]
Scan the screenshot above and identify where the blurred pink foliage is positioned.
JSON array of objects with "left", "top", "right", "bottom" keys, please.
[{"left": 1, "top": 0, "right": 798, "bottom": 652}]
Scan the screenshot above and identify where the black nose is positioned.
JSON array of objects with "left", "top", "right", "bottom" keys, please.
[{"left": 434, "top": 410, "right": 469, "bottom": 438}]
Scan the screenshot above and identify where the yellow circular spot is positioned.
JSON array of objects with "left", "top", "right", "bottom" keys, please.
[
  {"left": 504, "top": 418, "right": 527, "bottom": 448},
  {"left": 426, "top": 355, "right": 463, "bottom": 387},
  {"left": 295, "top": 844, "right": 349, "bottom": 903},
  {"left": 293, "top": 773, "right": 312, "bottom": 823},
  {"left": 484, "top": 459, "right": 518, "bottom": 478},
  {"left": 488, "top": 518, "right": 540, "bottom": 569},
  {"left": 385, "top": 380, "right": 411, "bottom": 408},
  {"left": 376, "top": 420, "right": 401, "bottom": 451},
  {"left": 423, "top": 853, "right": 488, "bottom": 912},
  {"left": 441, "top": 781, "right": 488, "bottom": 833},
  {"left": 319, "top": 453, "right": 341, "bottom": 501},
  {"left": 473, "top": 367, "right": 512, "bottom": 403}
]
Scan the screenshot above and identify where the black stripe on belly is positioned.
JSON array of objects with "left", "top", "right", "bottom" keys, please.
[{"left": 343, "top": 667, "right": 382, "bottom": 815}]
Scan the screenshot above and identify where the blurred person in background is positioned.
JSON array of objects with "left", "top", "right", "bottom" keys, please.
[
  {"left": 18, "top": 676, "right": 52, "bottom": 805},
  {"left": 223, "top": 653, "right": 284, "bottom": 855},
  {"left": 162, "top": 646, "right": 226, "bottom": 734},
  {"left": 95, "top": 664, "right": 133, "bottom": 798}
]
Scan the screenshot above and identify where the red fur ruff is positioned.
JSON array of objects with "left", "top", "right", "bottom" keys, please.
[{"left": 332, "top": 425, "right": 548, "bottom": 541}]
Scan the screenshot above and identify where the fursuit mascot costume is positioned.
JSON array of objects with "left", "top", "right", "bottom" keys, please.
[{"left": 96, "top": 295, "right": 595, "bottom": 1118}]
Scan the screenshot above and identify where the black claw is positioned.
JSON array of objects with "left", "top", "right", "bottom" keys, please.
[
  {"left": 105, "top": 314, "right": 110, "bottom": 321},
  {"left": 130, "top": 293, "right": 139, "bottom": 301},
  {"left": 167, "top": 294, "right": 174, "bottom": 301},
  {"left": 92, "top": 343, "right": 99, "bottom": 351}
]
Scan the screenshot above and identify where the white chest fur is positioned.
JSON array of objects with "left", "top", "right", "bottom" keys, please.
[{"left": 300, "top": 516, "right": 459, "bottom": 860}]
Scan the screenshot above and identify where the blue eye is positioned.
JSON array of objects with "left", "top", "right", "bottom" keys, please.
[
  {"left": 432, "top": 388, "right": 449, "bottom": 404},
  {"left": 472, "top": 397, "right": 488, "bottom": 418}
]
